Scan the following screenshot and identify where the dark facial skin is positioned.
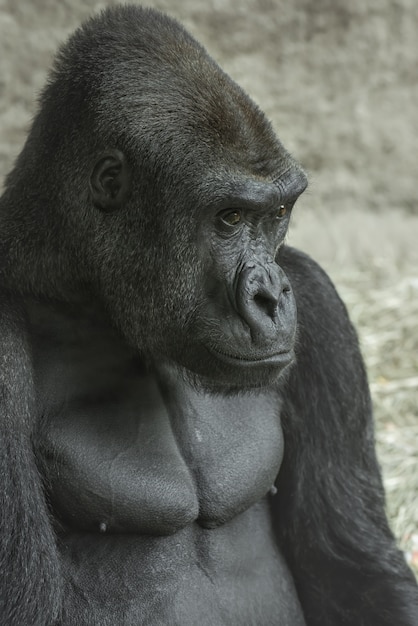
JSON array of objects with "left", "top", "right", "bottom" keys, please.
[{"left": 194, "top": 174, "right": 306, "bottom": 382}]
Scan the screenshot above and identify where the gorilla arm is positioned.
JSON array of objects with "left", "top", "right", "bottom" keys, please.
[
  {"left": 0, "top": 291, "right": 61, "bottom": 625},
  {"left": 272, "top": 247, "right": 418, "bottom": 626}
]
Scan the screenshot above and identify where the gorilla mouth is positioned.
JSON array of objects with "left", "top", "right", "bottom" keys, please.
[{"left": 208, "top": 346, "right": 294, "bottom": 367}]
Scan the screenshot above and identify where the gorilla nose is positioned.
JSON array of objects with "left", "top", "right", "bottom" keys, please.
[
  {"left": 236, "top": 264, "right": 293, "bottom": 340},
  {"left": 253, "top": 278, "right": 282, "bottom": 320}
]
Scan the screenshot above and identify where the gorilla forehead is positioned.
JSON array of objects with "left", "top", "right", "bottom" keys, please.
[{"left": 48, "top": 5, "right": 291, "bottom": 180}]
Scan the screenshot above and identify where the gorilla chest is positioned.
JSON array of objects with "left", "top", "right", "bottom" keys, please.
[{"left": 40, "top": 372, "right": 284, "bottom": 535}]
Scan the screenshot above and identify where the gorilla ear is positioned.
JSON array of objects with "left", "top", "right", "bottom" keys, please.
[{"left": 89, "top": 149, "right": 131, "bottom": 212}]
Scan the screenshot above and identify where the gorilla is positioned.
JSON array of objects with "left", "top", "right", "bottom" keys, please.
[{"left": 0, "top": 5, "right": 417, "bottom": 626}]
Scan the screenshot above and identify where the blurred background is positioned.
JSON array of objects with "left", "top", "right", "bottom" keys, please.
[{"left": 0, "top": 0, "right": 417, "bottom": 574}]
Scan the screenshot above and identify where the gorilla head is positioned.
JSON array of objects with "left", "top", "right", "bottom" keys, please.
[{"left": 2, "top": 6, "right": 307, "bottom": 387}]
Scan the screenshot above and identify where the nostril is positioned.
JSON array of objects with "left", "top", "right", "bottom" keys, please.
[{"left": 254, "top": 292, "right": 278, "bottom": 319}]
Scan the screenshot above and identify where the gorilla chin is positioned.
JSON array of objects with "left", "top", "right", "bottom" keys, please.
[{"left": 180, "top": 344, "right": 296, "bottom": 389}]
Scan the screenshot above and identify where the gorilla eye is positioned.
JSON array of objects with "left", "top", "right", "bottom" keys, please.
[
  {"left": 277, "top": 205, "right": 287, "bottom": 218},
  {"left": 220, "top": 210, "right": 242, "bottom": 226}
]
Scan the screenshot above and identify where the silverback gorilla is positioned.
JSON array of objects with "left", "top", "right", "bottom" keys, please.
[{"left": 0, "top": 5, "right": 417, "bottom": 626}]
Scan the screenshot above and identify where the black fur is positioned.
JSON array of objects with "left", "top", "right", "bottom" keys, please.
[
  {"left": 0, "top": 293, "right": 61, "bottom": 624},
  {"left": 275, "top": 250, "right": 418, "bottom": 624},
  {"left": 0, "top": 5, "right": 417, "bottom": 625}
]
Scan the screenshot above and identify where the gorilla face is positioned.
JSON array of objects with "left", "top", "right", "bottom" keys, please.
[{"left": 187, "top": 173, "right": 306, "bottom": 386}]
